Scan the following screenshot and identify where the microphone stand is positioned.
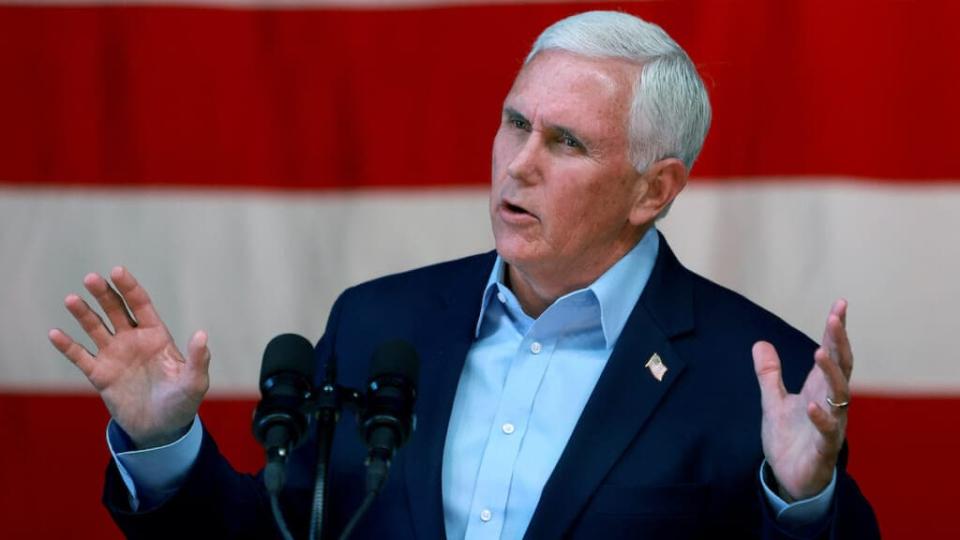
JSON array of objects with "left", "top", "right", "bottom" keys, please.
[{"left": 307, "top": 359, "right": 360, "bottom": 540}]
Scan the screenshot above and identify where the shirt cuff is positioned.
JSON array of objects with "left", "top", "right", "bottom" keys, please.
[
  {"left": 759, "top": 460, "right": 836, "bottom": 530},
  {"left": 106, "top": 416, "right": 203, "bottom": 511}
]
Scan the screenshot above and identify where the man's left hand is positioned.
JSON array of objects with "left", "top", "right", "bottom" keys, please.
[{"left": 753, "top": 299, "right": 853, "bottom": 500}]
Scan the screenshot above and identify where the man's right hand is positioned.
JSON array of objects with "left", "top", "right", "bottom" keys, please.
[{"left": 49, "top": 266, "right": 210, "bottom": 449}]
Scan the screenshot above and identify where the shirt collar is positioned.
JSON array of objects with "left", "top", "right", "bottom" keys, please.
[{"left": 475, "top": 227, "right": 660, "bottom": 348}]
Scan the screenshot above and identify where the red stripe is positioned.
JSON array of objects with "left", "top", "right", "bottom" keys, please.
[
  {"left": 0, "top": 392, "right": 262, "bottom": 539},
  {"left": 0, "top": 2, "right": 958, "bottom": 190},
  {"left": 1, "top": 392, "right": 957, "bottom": 538}
]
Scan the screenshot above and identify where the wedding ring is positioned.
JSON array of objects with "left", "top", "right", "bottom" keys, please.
[{"left": 826, "top": 396, "right": 850, "bottom": 409}]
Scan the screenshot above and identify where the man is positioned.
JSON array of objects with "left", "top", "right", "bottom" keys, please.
[{"left": 49, "top": 11, "right": 878, "bottom": 539}]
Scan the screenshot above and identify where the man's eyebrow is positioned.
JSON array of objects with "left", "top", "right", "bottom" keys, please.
[
  {"left": 550, "top": 123, "right": 591, "bottom": 149},
  {"left": 502, "top": 107, "right": 590, "bottom": 148},
  {"left": 503, "top": 107, "right": 528, "bottom": 123},
  {"left": 553, "top": 125, "right": 581, "bottom": 140}
]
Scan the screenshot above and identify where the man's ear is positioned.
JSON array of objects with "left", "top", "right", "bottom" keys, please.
[{"left": 629, "top": 157, "right": 689, "bottom": 226}]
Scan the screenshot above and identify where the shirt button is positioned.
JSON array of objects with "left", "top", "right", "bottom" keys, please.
[
  {"left": 501, "top": 422, "right": 515, "bottom": 435},
  {"left": 496, "top": 292, "right": 506, "bottom": 303},
  {"left": 480, "top": 508, "right": 492, "bottom": 522},
  {"left": 530, "top": 341, "right": 542, "bottom": 354}
]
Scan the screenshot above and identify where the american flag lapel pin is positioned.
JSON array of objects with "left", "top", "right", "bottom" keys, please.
[{"left": 645, "top": 353, "right": 667, "bottom": 382}]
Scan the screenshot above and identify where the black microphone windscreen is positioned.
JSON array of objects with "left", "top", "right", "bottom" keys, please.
[
  {"left": 260, "top": 333, "right": 316, "bottom": 385},
  {"left": 369, "top": 340, "right": 420, "bottom": 385}
]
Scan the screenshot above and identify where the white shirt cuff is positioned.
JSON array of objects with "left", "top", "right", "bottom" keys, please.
[{"left": 106, "top": 416, "right": 203, "bottom": 511}]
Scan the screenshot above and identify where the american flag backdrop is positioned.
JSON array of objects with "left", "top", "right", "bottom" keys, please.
[{"left": 0, "top": 1, "right": 958, "bottom": 538}]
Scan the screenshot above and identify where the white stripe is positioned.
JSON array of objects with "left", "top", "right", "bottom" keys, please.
[
  {"left": 660, "top": 179, "right": 960, "bottom": 395},
  {"left": 2, "top": 187, "right": 492, "bottom": 393},
  {"left": 2, "top": 180, "right": 958, "bottom": 394}
]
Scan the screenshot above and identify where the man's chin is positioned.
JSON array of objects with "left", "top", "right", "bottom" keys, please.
[{"left": 493, "top": 239, "right": 546, "bottom": 271}]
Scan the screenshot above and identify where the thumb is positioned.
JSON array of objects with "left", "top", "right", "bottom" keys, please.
[
  {"left": 753, "top": 341, "right": 786, "bottom": 410},
  {"left": 186, "top": 330, "right": 212, "bottom": 381}
]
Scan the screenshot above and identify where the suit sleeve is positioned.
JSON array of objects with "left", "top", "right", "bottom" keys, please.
[
  {"left": 103, "top": 427, "right": 278, "bottom": 539},
  {"left": 758, "top": 443, "right": 880, "bottom": 539}
]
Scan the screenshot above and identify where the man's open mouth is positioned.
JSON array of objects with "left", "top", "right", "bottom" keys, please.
[{"left": 504, "top": 201, "right": 532, "bottom": 216}]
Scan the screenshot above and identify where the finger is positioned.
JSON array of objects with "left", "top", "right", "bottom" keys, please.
[
  {"left": 807, "top": 400, "right": 841, "bottom": 440},
  {"left": 84, "top": 272, "right": 136, "bottom": 331},
  {"left": 186, "top": 330, "right": 210, "bottom": 372},
  {"left": 753, "top": 341, "right": 787, "bottom": 410},
  {"left": 63, "top": 293, "right": 113, "bottom": 348},
  {"left": 821, "top": 299, "right": 846, "bottom": 345},
  {"left": 48, "top": 328, "right": 96, "bottom": 377},
  {"left": 186, "top": 330, "right": 212, "bottom": 393},
  {"left": 187, "top": 330, "right": 210, "bottom": 375},
  {"left": 827, "top": 313, "right": 854, "bottom": 380},
  {"left": 832, "top": 298, "right": 847, "bottom": 327},
  {"left": 815, "top": 348, "right": 850, "bottom": 413},
  {"left": 821, "top": 302, "right": 854, "bottom": 381},
  {"left": 110, "top": 266, "right": 162, "bottom": 328}
]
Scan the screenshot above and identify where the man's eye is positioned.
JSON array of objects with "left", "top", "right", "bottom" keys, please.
[
  {"left": 560, "top": 135, "right": 582, "bottom": 149},
  {"left": 510, "top": 118, "right": 529, "bottom": 130}
]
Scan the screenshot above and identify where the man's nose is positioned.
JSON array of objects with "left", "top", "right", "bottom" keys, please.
[{"left": 506, "top": 132, "right": 543, "bottom": 184}]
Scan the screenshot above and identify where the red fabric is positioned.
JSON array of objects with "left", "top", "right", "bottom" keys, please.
[
  {"left": 1, "top": 2, "right": 959, "bottom": 190},
  {"left": 0, "top": 393, "right": 262, "bottom": 539}
]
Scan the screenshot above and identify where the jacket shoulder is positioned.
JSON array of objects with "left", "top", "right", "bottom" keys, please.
[
  {"left": 692, "top": 271, "right": 813, "bottom": 344},
  {"left": 340, "top": 251, "right": 496, "bottom": 304},
  {"left": 682, "top": 268, "right": 819, "bottom": 392},
  {"left": 649, "top": 234, "right": 815, "bottom": 355},
  {"left": 320, "top": 251, "right": 494, "bottom": 352}
]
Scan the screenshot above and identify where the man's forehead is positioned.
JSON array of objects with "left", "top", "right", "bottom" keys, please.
[{"left": 504, "top": 50, "right": 637, "bottom": 134}]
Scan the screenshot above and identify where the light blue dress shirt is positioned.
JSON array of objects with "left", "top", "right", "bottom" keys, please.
[
  {"left": 109, "top": 226, "right": 834, "bottom": 534},
  {"left": 441, "top": 227, "right": 661, "bottom": 539}
]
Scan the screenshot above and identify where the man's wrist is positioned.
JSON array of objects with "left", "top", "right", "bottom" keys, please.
[
  {"left": 762, "top": 462, "right": 797, "bottom": 503},
  {"left": 760, "top": 460, "right": 837, "bottom": 528},
  {"left": 763, "top": 460, "right": 835, "bottom": 502},
  {"left": 116, "top": 416, "right": 197, "bottom": 450}
]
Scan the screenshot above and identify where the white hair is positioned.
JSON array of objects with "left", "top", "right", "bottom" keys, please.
[{"left": 526, "top": 11, "right": 712, "bottom": 173}]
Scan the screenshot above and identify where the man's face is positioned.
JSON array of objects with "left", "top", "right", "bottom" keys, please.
[{"left": 490, "top": 50, "right": 647, "bottom": 287}]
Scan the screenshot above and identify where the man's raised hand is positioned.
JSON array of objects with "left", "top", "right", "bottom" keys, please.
[
  {"left": 753, "top": 299, "right": 853, "bottom": 501},
  {"left": 48, "top": 266, "right": 210, "bottom": 449}
]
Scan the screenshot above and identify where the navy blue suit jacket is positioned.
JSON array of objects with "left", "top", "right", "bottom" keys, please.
[{"left": 104, "top": 234, "right": 879, "bottom": 539}]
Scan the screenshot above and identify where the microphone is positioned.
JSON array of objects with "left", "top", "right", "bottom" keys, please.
[
  {"left": 358, "top": 340, "right": 420, "bottom": 495},
  {"left": 252, "top": 333, "right": 316, "bottom": 495}
]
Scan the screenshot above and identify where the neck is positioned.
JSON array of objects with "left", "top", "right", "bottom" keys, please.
[
  {"left": 504, "top": 264, "right": 578, "bottom": 318},
  {"left": 504, "top": 227, "right": 650, "bottom": 318}
]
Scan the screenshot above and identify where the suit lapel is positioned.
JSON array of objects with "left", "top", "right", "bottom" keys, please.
[
  {"left": 402, "top": 253, "right": 496, "bottom": 540},
  {"left": 524, "top": 235, "right": 696, "bottom": 539}
]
